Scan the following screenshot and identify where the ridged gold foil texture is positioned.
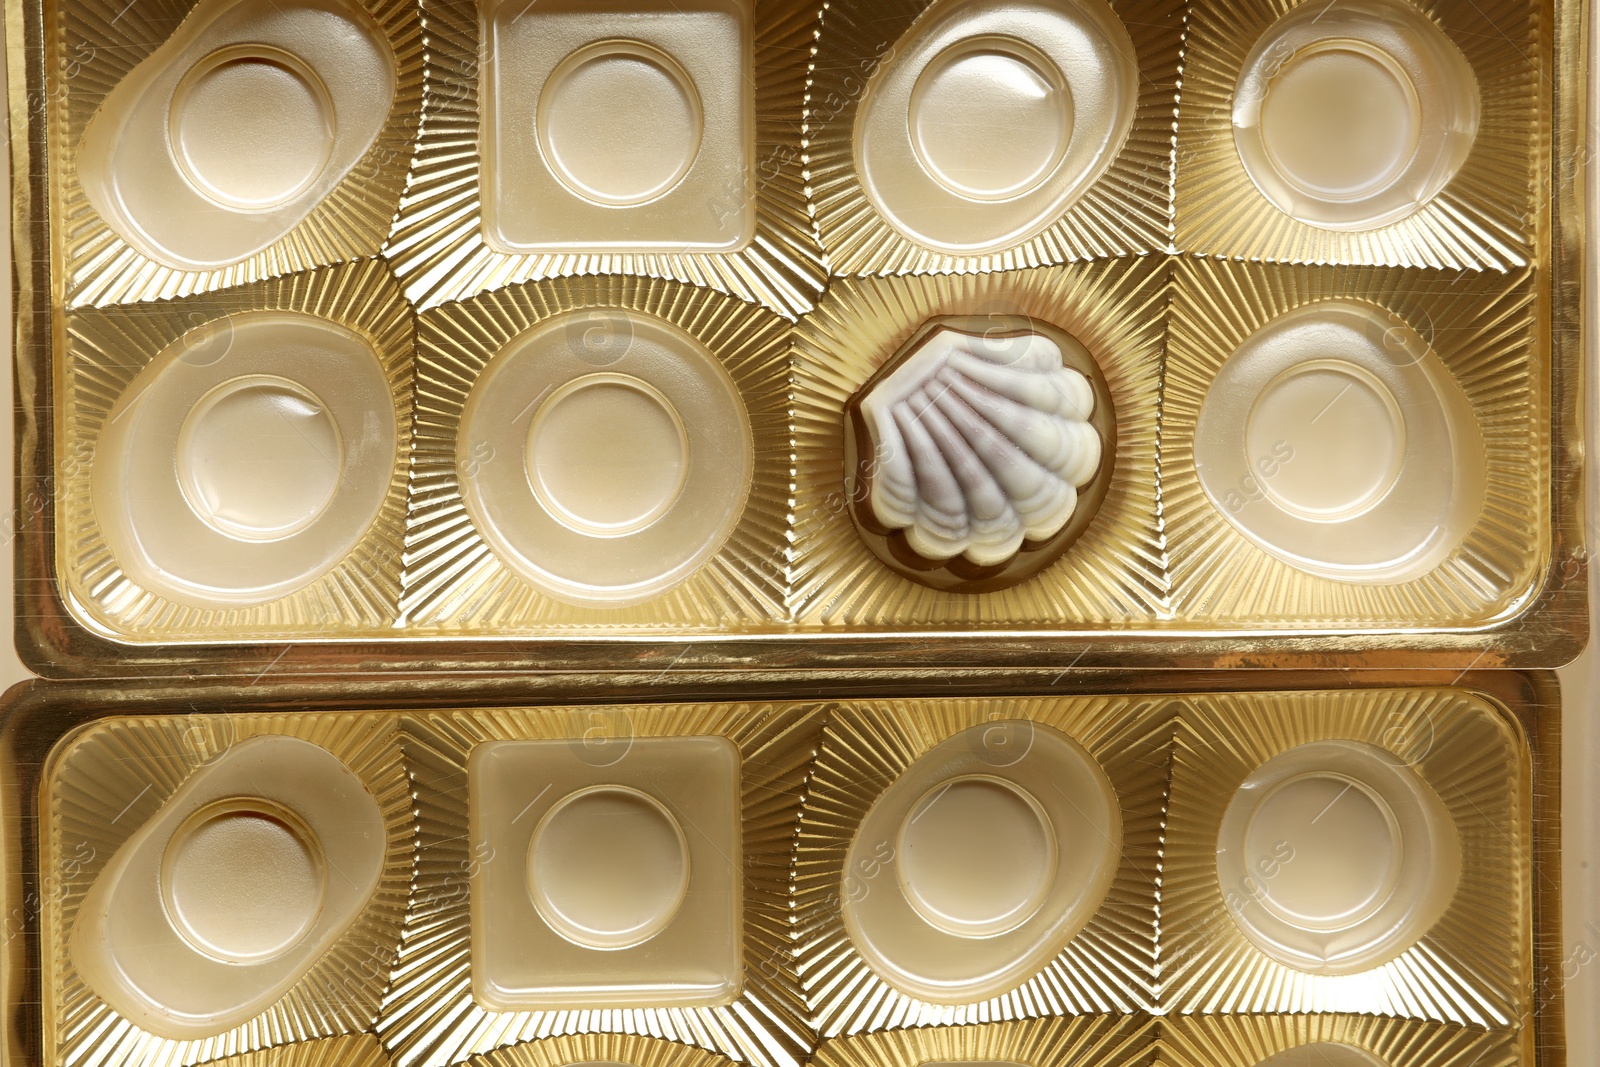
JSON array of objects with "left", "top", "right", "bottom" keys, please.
[
  {"left": 18, "top": 687, "right": 1548, "bottom": 1066},
  {"left": 1162, "top": 260, "right": 1547, "bottom": 628},
  {"left": 813, "top": 1018, "right": 1157, "bottom": 1067},
  {"left": 1162, "top": 689, "right": 1531, "bottom": 1024},
  {"left": 1173, "top": 0, "right": 1542, "bottom": 268},
  {"left": 377, "top": 705, "right": 823, "bottom": 1067},
  {"left": 13, "top": 0, "right": 1583, "bottom": 665},
  {"left": 1156, "top": 1016, "right": 1522, "bottom": 1067},
  {"left": 792, "top": 261, "right": 1170, "bottom": 627},
  {"left": 401, "top": 277, "right": 791, "bottom": 632},
  {"left": 795, "top": 697, "right": 1171, "bottom": 1034},
  {"left": 806, "top": 0, "right": 1183, "bottom": 274}
]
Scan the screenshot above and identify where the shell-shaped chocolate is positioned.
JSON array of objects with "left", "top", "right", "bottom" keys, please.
[{"left": 857, "top": 326, "right": 1103, "bottom": 568}]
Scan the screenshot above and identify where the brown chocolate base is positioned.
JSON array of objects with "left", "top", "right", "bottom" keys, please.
[{"left": 843, "top": 315, "right": 1119, "bottom": 594}]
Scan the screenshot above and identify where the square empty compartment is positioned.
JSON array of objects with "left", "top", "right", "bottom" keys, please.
[
  {"left": 468, "top": 736, "right": 743, "bottom": 1009},
  {"left": 480, "top": 0, "right": 754, "bottom": 253}
]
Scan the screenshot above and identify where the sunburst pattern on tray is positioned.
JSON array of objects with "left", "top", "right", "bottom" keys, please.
[
  {"left": 467, "top": 1035, "right": 747, "bottom": 1067},
  {"left": 1156, "top": 1015, "right": 1522, "bottom": 1067},
  {"left": 59, "top": 258, "right": 415, "bottom": 640},
  {"left": 813, "top": 1017, "right": 1157, "bottom": 1067},
  {"left": 1173, "top": 0, "right": 1540, "bottom": 269},
  {"left": 382, "top": 0, "right": 824, "bottom": 315},
  {"left": 1161, "top": 689, "right": 1531, "bottom": 1025},
  {"left": 53, "top": 0, "right": 424, "bottom": 308},
  {"left": 792, "top": 260, "right": 1170, "bottom": 627},
  {"left": 795, "top": 698, "right": 1174, "bottom": 1035},
  {"left": 1162, "top": 258, "right": 1546, "bottom": 628},
  {"left": 201, "top": 1035, "right": 398, "bottom": 1067},
  {"left": 400, "top": 276, "right": 791, "bottom": 631},
  {"left": 375, "top": 705, "right": 823, "bottom": 1067},
  {"left": 807, "top": 0, "right": 1183, "bottom": 275},
  {"left": 41, "top": 714, "right": 413, "bottom": 1067}
]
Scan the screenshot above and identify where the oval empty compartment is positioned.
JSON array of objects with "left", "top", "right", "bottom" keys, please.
[
  {"left": 854, "top": 0, "right": 1137, "bottom": 254},
  {"left": 1216, "top": 739, "right": 1461, "bottom": 975},
  {"left": 1253, "top": 1046, "right": 1388, "bottom": 1067},
  {"left": 457, "top": 310, "right": 753, "bottom": 606},
  {"left": 91, "top": 311, "right": 398, "bottom": 608},
  {"left": 76, "top": 0, "right": 397, "bottom": 271},
  {"left": 1192, "top": 300, "right": 1486, "bottom": 583},
  {"left": 1231, "top": 0, "right": 1479, "bottom": 231},
  {"left": 71, "top": 736, "right": 387, "bottom": 1040},
  {"left": 842, "top": 722, "right": 1120, "bottom": 1003}
]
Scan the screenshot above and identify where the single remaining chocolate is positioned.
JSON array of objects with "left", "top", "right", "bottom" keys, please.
[{"left": 844, "top": 315, "right": 1118, "bottom": 592}]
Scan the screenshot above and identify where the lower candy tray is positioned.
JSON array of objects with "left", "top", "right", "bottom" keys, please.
[{"left": 0, "top": 671, "right": 1562, "bottom": 1067}]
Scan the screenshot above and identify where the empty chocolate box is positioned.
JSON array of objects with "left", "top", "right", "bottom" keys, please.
[{"left": 0, "top": 674, "right": 1562, "bottom": 1066}]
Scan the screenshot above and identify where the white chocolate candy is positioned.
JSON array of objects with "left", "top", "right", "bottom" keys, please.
[{"left": 858, "top": 326, "right": 1102, "bottom": 567}]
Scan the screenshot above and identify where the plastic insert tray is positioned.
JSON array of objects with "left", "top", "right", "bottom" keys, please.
[
  {"left": 0, "top": 670, "right": 1566, "bottom": 1067},
  {"left": 2, "top": 0, "right": 1587, "bottom": 676}
]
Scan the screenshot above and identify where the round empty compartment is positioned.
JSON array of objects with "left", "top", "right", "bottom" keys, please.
[
  {"left": 842, "top": 722, "right": 1120, "bottom": 1003},
  {"left": 1192, "top": 301, "right": 1486, "bottom": 584},
  {"left": 909, "top": 37, "right": 1073, "bottom": 202},
  {"left": 898, "top": 776, "right": 1057, "bottom": 937},
  {"left": 457, "top": 309, "right": 753, "bottom": 607},
  {"left": 161, "top": 797, "right": 327, "bottom": 963},
  {"left": 177, "top": 375, "right": 344, "bottom": 541},
  {"left": 526, "top": 374, "right": 691, "bottom": 537},
  {"left": 1216, "top": 739, "right": 1461, "bottom": 975},
  {"left": 1243, "top": 774, "right": 1401, "bottom": 931},
  {"left": 854, "top": 0, "right": 1137, "bottom": 253},
  {"left": 528, "top": 786, "right": 691, "bottom": 949},
  {"left": 1253, "top": 1046, "right": 1388, "bottom": 1067},
  {"left": 170, "top": 45, "right": 337, "bottom": 211},
  {"left": 91, "top": 311, "right": 398, "bottom": 608},
  {"left": 1259, "top": 44, "right": 1420, "bottom": 202},
  {"left": 1245, "top": 360, "right": 1405, "bottom": 521},
  {"left": 538, "top": 40, "right": 705, "bottom": 207},
  {"left": 1232, "top": 0, "right": 1479, "bottom": 230}
]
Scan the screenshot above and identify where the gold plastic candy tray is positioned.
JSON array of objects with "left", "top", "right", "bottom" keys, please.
[
  {"left": 0, "top": 671, "right": 1566, "bottom": 1067},
  {"left": 4, "top": 0, "right": 1588, "bottom": 677}
]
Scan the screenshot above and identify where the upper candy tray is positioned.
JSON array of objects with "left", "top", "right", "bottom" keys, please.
[{"left": 6, "top": 0, "right": 1587, "bottom": 675}]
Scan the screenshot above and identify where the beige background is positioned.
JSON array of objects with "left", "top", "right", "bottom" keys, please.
[{"left": 0, "top": 14, "right": 1594, "bottom": 1061}]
